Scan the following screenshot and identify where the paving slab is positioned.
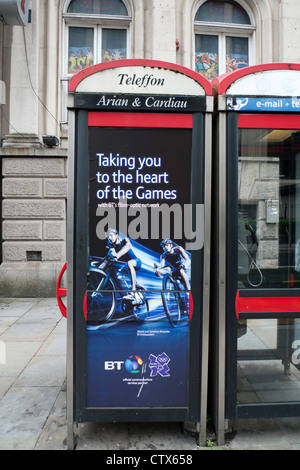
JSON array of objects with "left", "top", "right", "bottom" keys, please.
[
  {"left": 15, "top": 355, "right": 66, "bottom": 387},
  {"left": 0, "top": 316, "right": 19, "bottom": 334},
  {"left": 38, "top": 332, "right": 66, "bottom": 356},
  {"left": 35, "top": 387, "right": 67, "bottom": 451},
  {"left": 0, "top": 322, "right": 56, "bottom": 342},
  {"left": 0, "top": 386, "right": 61, "bottom": 450},
  {"left": 17, "top": 304, "right": 62, "bottom": 324},
  {"left": 0, "top": 300, "right": 40, "bottom": 317},
  {"left": 0, "top": 341, "right": 42, "bottom": 377},
  {"left": 1, "top": 298, "right": 300, "bottom": 451}
]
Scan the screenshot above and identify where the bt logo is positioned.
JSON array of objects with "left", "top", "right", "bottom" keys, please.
[
  {"left": 125, "top": 356, "right": 143, "bottom": 374},
  {"left": 104, "top": 361, "right": 124, "bottom": 370},
  {"left": 104, "top": 355, "right": 143, "bottom": 373}
]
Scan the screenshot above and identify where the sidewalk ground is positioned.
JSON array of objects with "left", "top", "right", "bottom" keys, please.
[{"left": 1, "top": 297, "right": 300, "bottom": 450}]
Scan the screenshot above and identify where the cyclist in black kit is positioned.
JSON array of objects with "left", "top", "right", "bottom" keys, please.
[
  {"left": 100, "top": 228, "right": 142, "bottom": 304},
  {"left": 155, "top": 238, "right": 190, "bottom": 290}
]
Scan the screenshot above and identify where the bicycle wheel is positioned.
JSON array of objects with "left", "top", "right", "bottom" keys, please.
[
  {"left": 87, "top": 268, "right": 116, "bottom": 323},
  {"left": 161, "top": 274, "right": 181, "bottom": 327},
  {"left": 132, "top": 288, "right": 149, "bottom": 322},
  {"left": 121, "top": 288, "right": 149, "bottom": 322},
  {"left": 174, "top": 278, "right": 190, "bottom": 317}
]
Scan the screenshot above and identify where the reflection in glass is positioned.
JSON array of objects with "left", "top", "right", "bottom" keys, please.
[
  {"left": 195, "top": 0, "right": 251, "bottom": 24},
  {"left": 237, "top": 128, "right": 300, "bottom": 406},
  {"left": 68, "top": 0, "right": 128, "bottom": 16},
  {"left": 238, "top": 318, "right": 300, "bottom": 404},
  {"left": 102, "top": 29, "right": 127, "bottom": 62},
  {"left": 68, "top": 27, "right": 94, "bottom": 74},
  {"left": 195, "top": 34, "right": 218, "bottom": 80},
  {"left": 226, "top": 36, "right": 248, "bottom": 72},
  {"left": 238, "top": 128, "right": 300, "bottom": 289}
]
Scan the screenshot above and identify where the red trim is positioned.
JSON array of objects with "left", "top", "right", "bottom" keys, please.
[
  {"left": 69, "top": 59, "right": 212, "bottom": 95},
  {"left": 239, "top": 114, "right": 300, "bottom": 129},
  {"left": 56, "top": 262, "right": 67, "bottom": 318},
  {"left": 88, "top": 112, "right": 193, "bottom": 128},
  {"left": 212, "top": 63, "right": 300, "bottom": 95},
  {"left": 235, "top": 290, "right": 300, "bottom": 319},
  {"left": 56, "top": 262, "right": 87, "bottom": 320},
  {"left": 189, "top": 293, "right": 193, "bottom": 321}
]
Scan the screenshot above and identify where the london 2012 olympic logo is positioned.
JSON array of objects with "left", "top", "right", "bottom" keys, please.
[{"left": 125, "top": 355, "right": 143, "bottom": 374}]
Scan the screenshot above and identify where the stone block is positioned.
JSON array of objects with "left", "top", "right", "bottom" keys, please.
[
  {"left": 44, "top": 179, "right": 67, "bottom": 198},
  {"left": 251, "top": 181, "right": 279, "bottom": 200},
  {"left": 43, "top": 221, "right": 65, "bottom": 240},
  {"left": 3, "top": 200, "right": 66, "bottom": 219},
  {"left": 258, "top": 240, "right": 279, "bottom": 264},
  {"left": 261, "top": 162, "right": 279, "bottom": 179},
  {"left": 3, "top": 221, "right": 42, "bottom": 240},
  {"left": 3, "top": 158, "right": 65, "bottom": 177},
  {"left": 3, "top": 242, "right": 65, "bottom": 262},
  {"left": 3, "top": 178, "right": 42, "bottom": 198}
]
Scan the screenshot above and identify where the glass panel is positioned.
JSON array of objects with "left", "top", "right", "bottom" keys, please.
[
  {"left": 68, "top": 0, "right": 128, "bottom": 16},
  {"left": 237, "top": 318, "right": 300, "bottom": 404},
  {"left": 195, "top": 0, "right": 251, "bottom": 25},
  {"left": 226, "top": 36, "right": 248, "bottom": 72},
  {"left": 237, "top": 128, "right": 300, "bottom": 405},
  {"left": 68, "top": 27, "right": 94, "bottom": 74},
  {"left": 195, "top": 34, "right": 218, "bottom": 80},
  {"left": 102, "top": 29, "right": 127, "bottom": 62},
  {"left": 238, "top": 128, "right": 300, "bottom": 289}
]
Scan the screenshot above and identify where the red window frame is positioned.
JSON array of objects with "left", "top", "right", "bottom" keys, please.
[
  {"left": 88, "top": 112, "right": 193, "bottom": 128},
  {"left": 239, "top": 114, "right": 300, "bottom": 129}
]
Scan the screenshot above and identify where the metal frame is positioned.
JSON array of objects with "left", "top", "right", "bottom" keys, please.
[
  {"left": 69, "top": 110, "right": 209, "bottom": 423},
  {"left": 66, "top": 78, "right": 213, "bottom": 450},
  {"left": 214, "top": 109, "right": 300, "bottom": 438},
  {"left": 197, "top": 107, "right": 213, "bottom": 446},
  {"left": 84, "top": 112, "right": 202, "bottom": 425},
  {"left": 209, "top": 99, "right": 227, "bottom": 446},
  {"left": 66, "top": 106, "right": 75, "bottom": 450},
  {"left": 228, "top": 112, "right": 300, "bottom": 421},
  {"left": 211, "top": 65, "right": 300, "bottom": 445},
  {"left": 67, "top": 109, "right": 90, "bottom": 450}
]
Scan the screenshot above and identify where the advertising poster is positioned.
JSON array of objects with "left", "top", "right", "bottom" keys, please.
[{"left": 86, "top": 115, "right": 193, "bottom": 408}]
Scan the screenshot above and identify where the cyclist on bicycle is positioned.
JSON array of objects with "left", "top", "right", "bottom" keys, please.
[
  {"left": 155, "top": 238, "right": 191, "bottom": 290},
  {"left": 101, "top": 228, "right": 143, "bottom": 304}
]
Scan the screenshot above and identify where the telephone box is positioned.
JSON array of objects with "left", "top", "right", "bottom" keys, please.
[
  {"left": 66, "top": 60, "right": 213, "bottom": 449},
  {"left": 212, "top": 63, "right": 300, "bottom": 444}
]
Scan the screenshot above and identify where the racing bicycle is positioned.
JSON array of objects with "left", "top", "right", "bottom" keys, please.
[
  {"left": 87, "top": 254, "right": 149, "bottom": 324},
  {"left": 154, "top": 263, "right": 190, "bottom": 327}
]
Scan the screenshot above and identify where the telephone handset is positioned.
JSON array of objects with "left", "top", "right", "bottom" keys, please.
[
  {"left": 238, "top": 238, "right": 263, "bottom": 287},
  {"left": 238, "top": 212, "right": 263, "bottom": 287}
]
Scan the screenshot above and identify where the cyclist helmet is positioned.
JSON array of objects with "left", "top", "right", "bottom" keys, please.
[
  {"left": 105, "top": 228, "right": 119, "bottom": 247},
  {"left": 160, "top": 238, "right": 173, "bottom": 247},
  {"left": 105, "top": 228, "right": 118, "bottom": 238}
]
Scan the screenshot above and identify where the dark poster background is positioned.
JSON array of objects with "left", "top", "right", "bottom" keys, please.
[
  {"left": 86, "top": 123, "right": 193, "bottom": 408},
  {"left": 89, "top": 126, "right": 192, "bottom": 255}
]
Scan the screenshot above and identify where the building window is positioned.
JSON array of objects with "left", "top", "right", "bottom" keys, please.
[
  {"left": 68, "top": 26, "right": 94, "bottom": 74},
  {"left": 67, "top": 0, "right": 128, "bottom": 14},
  {"left": 64, "top": 0, "right": 131, "bottom": 76},
  {"left": 194, "top": 0, "right": 255, "bottom": 80}
]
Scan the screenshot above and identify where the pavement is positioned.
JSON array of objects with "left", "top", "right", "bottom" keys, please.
[{"left": 1, "top": 297, "right": 300, "bottom": 451}]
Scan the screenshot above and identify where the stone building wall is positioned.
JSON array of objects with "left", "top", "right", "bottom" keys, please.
[{"left": 0, "top": 148, "right": 67, "bottom": 296}]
